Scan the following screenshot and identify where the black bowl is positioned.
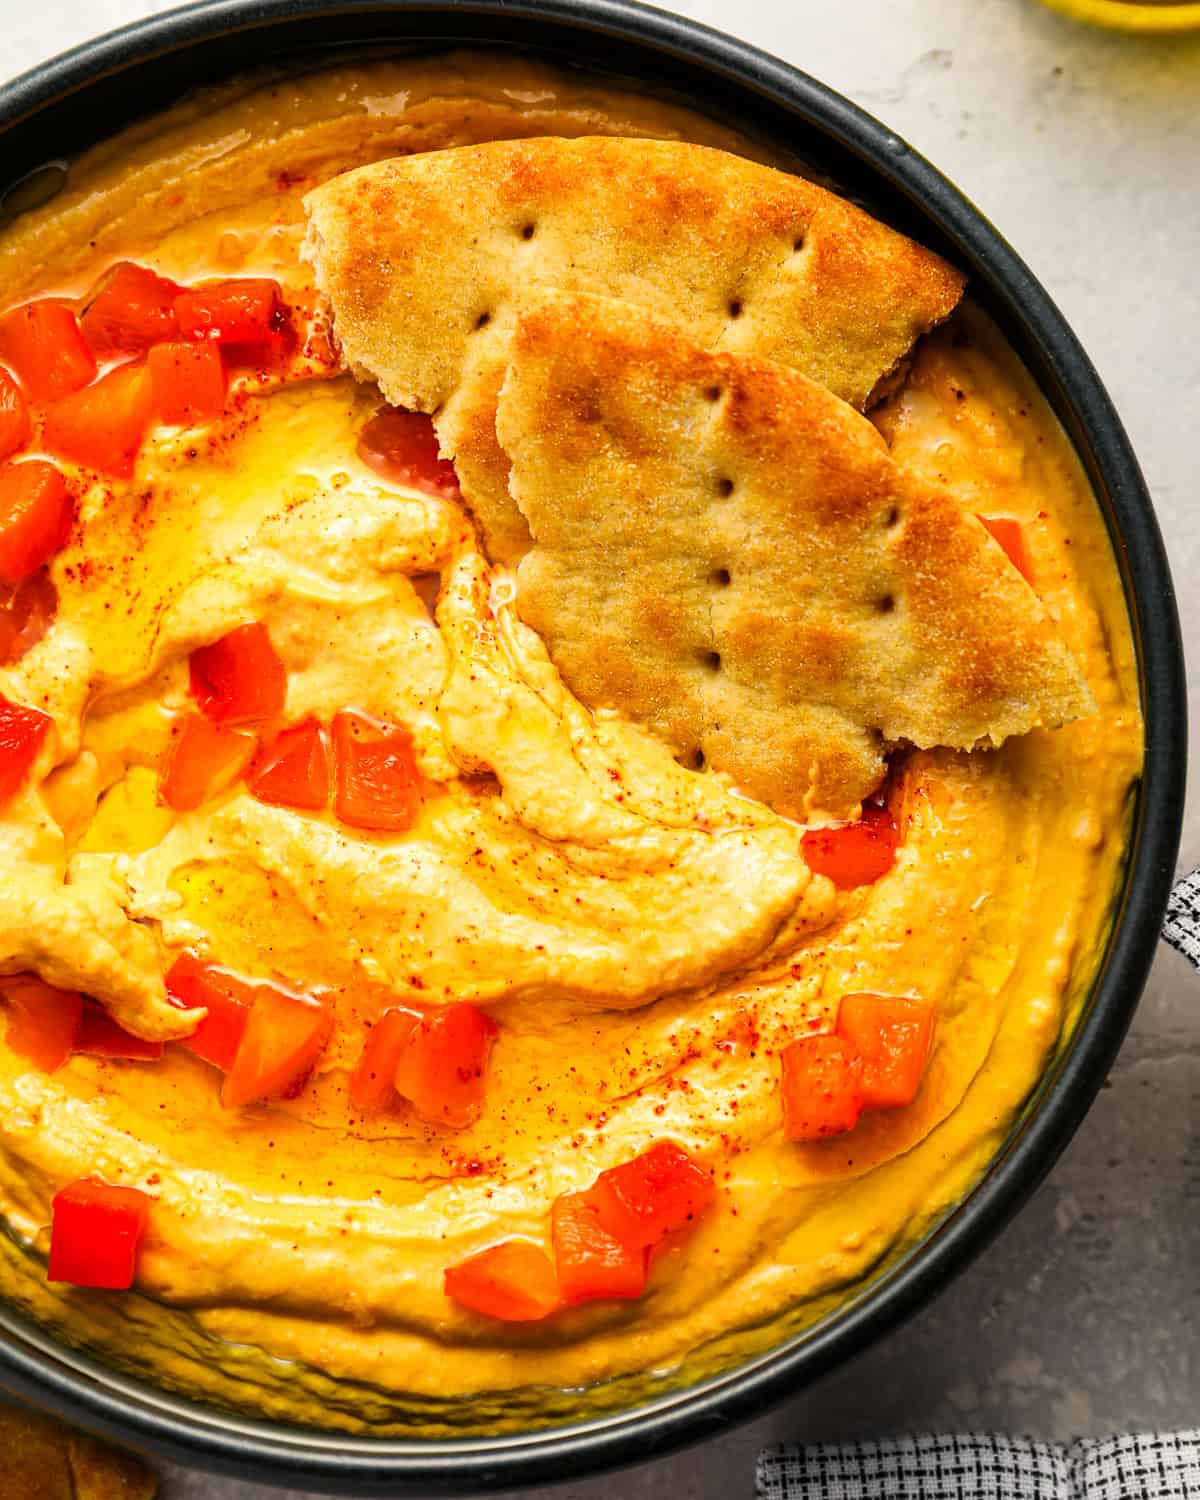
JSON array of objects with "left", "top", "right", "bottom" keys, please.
[{"left": 0, "top": 1, "right": 1185, "bottom": 1492}]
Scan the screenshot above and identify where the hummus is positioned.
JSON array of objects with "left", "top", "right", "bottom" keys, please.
[{"left": 0, "top": 55, "right": 1142, "bottom": 1432}]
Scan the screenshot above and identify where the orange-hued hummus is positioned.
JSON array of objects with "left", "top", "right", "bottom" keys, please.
[{"left": 0, "top": 55, "right": 1142, "bottom": 1433}]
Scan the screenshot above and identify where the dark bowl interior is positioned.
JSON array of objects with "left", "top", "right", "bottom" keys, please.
[{"left": 0, "top": 1, "right": 1185, "bottom": 1492}]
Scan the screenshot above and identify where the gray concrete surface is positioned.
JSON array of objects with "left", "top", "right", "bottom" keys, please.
[{"left": 3, "top": 1, "right": 1199, "bottom": 1493}]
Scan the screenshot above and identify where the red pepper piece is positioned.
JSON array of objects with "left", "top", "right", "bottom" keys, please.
[
  {"left": 147, "top": 340, "right": 226, "bottom": 425},
  {"left": 80, "top": 262, "right": 182, "bottom": 356},
  {"left": 357, "top": 408, "right": 460, "bottom": 498},
  {"left": 594, "top": 1141, "right": 715, "bottom": 1248},
  {"left": 0, "top": 367, "right": 31, "bottom": 462},
  {"left": 189, "top": 622, "right": 286, "bottom": 728},
  {"left": 220, "top": 983, "right": 332, "bottom": 1109},
  {"left": 780, "top": 1033, "right": 864, "bottom": 1141},
  {"left": 348, "top": 1005, "right": 422, "bottom": 1115},
  {"left": 0, "top": 301, "right": 96, "bottom": 403},
  {"left": 159, "top": 712, "right": 256, "bottom": 812},
  {"left": 48, "top": 1178, "right": 151, "bottom": 1289},
  {"left": 0, "top": 460, "right": 73, "bottom": 587},
  {"left": 247, "top": 719, "right": 329, "bottom": 811},
  {"left": 164, "top": 952, "right": 254, "bottom": 1073},
  {"left": 0, "top": 975, "right": 83, "bottom": 1073},
  {"left": 0, "top": 691, "right": 51, "bottom": 805},
  {"left": 393, "top": 1002, "right": 497, "bottom": 1129},
  {"left": 175, "top": 278, "right": 284, "bottom": 344},
  {"left": 331, "top": 710, "right": 422, "bottom": 834},
  {"left": 978, "top": 514, "right": 1034, "bottom": 584},
  {"left": 551, "top": 1186, "right": 647, "bottom": 1305},
  {"left": 0, "top": 570, "right": 58, "bottom": 667},
  {"left": 42, "top": 363, "right": 154, "bottom": 478},
  {"left": 836, "top": 993, "right": 936, "bottom": 1110},
  {"left": 444, "top": 1240, "right": 561, "bottom": 1322},
  {"left": 801, "top": 801, "right": 899, "bottom": 890}
]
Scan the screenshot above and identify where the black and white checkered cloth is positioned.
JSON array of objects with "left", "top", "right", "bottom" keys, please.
[
  {"left": 759, "top": 873, "right": 1200, "bottom": 1498},
  {"left": 757, "top": 1432, "right": 1200, "bottom": 1499},
  {"left": 1163, "top": 868, "right": 1200, "bottom": 969}
]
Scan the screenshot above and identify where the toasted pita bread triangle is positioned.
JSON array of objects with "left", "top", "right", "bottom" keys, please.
[
  {"left": 496, "top": 289, "right": 1094, "bottom": 822},
  {"left": 0, "top": 1402, "right": 157, "bottom": 1499},
  {"left": 303, "top": 135, "right": 964, "bottom": 563}
]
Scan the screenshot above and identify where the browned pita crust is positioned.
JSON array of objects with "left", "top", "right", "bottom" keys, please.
[
  {"left": 303, "top": 136, "right": 964, "bottom": 563},
  {"left": 0, "top": 1403, "right": 156, "bottom": 1500},
  {"left": 496, "top": 290, "right": 1094, "bottom": 821}
]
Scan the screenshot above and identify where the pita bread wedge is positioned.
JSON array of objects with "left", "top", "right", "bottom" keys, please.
[
  {"left": 0, "top": 1403, "right": 157, "bottom": 1499},
  {"left": 496, "top": 289, "right": 1094, "bottom": 822},
  {"left": 303, "top": 136, "right": 965, "bottom": 563}
]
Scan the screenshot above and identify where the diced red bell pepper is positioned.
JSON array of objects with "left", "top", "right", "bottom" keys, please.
[
  {"left": 444, "top": 1240, "right": 561, "bottom": 1322},
  {"left": 0, "top": 975, "right": 82, "bottom": 1073},
  {"left": 0, "top": 691, "right": 51, "bottom": 805},
  {"left": 836, "top": 993, "right": 936, "bottom": 1110},
  {"left": 332, "top": 710, "right": 422, "bottom": 834},
  {"left": 164, "top": 952, "right": 254, "bottom": 1072},
  {"left": 0, "top": 367, "right": 30, "bottom": 462},
  {"left": 75, "top": 1000, "right": 164, "bottom": 1061},
  {"left": 42, "top": 363, "right": 154, "bottom": 479},
  {"left": 594, "top": 1142, "right": 715, "bottom": 1249},
  {"left": 80, "top": 262, "right": 182, "bottom": 356},
  {"left": 0, "top": 301, "right": 96, "bottom": 403},
  {"left": 0, "top": 570, "right": 57, "bottom": 666},
  {"left": 780, "top": 1033, "right": 863, "bottom": 1141},
  {"left": 220, "top": 337, "right": 297, "bottom": 379},
  {"left": 357, "top": 408, "right": 461, "bottom": 498},
  {"left": 221, "top": 982, "right": 332, "bottom": 1109},
  {"left": 175, "top": 278, "right": 284, "bottom": 345},
  {"left": 147, "top": 341, "right": 226, "bottom": 426},
  {"left": 0, "top": 460, "right": 73, "bottom": 587},
  {"left": 393, "top": 1002, "right": 497, "bottom": 1129},
  {"left": 552, "top": 1186, "right": 647, "bottom": 1305},
  {"left": 978, "top": 515, "right": 1034, "bottom": 585},
  {"left": 48, "top": 1177, "right": 151, "bottom": 1290},
  {"left": 189, "top": 622, "right": 286, "bottom": 728},
  {"left": 247, "top": 718, "right": 329, "bottom": 811},
  {"left": 159, "top": 712, "right": 256, "bottom": 812},
  {"left": 348, "top": 1005, "right": 422, "bottom": 1114},
  {"left": 801, "top": 801, "right": 899, "bottom": 891}
]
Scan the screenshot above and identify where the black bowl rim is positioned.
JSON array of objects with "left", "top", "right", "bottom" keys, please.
[{"left": 0, "top": 0, "right": 1186, "bottom": 1492}]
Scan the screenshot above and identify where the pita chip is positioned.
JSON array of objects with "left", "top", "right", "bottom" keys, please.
[
  {"left": 0, "top": 1402, "right": 156, "bottom": 1500},
  {"left": 304, "top": 135, "right": 964, "bottom": 562},
  {"left": 496, "top": 289, "right": 1094, "bottom": 822}
]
